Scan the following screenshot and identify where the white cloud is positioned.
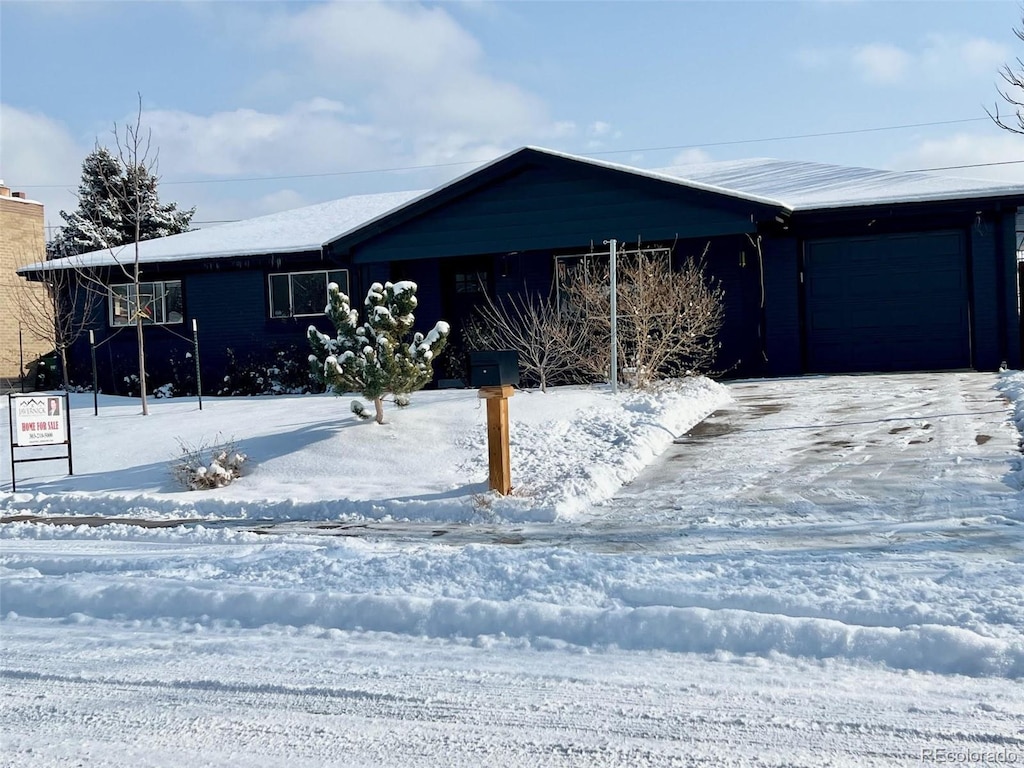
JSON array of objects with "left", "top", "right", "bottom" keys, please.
[
  {"left": 806, "top": 34, "right": 1010, "bottom": 88},
  {"left": 140, "top": 100, "right": 384, "bottom": 178},
  {"left": 669, "top": 148, "right": 714, "bottom": 166},
  {"left": 0, "top": 104, "right": 88, "bottom": 229},
  {"left": 852, "top": 43, "right": 912, "bottom": 84},
  {"left": 921, "top": 34, "right": 1010, "bottom": 78},
  {"left": 890, "top": 131, "right": 1024, "bottom": 183},
  {"left": 263, "top": 1, "right": 554, "bottom": 160}
]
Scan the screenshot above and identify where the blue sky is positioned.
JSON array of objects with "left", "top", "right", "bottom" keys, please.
[{"left": 2, "top": 0, "right": 1023, "bottom": 235}]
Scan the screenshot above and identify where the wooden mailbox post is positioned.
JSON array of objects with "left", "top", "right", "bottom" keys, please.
[
  {"left": 478, "top": 385, "right": 514, "bottom": 495},
  {"left": 469, "top": 350, "right": 519, "bottom": 496}
]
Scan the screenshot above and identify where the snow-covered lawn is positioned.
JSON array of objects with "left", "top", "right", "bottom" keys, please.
[{"left": 2, "top": 373, "right": 1023, "bottom": 766}]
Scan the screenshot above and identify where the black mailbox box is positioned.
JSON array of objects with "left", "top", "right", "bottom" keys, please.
[{"left": 469, "top": 350, "right": 520, "bottom": 388}]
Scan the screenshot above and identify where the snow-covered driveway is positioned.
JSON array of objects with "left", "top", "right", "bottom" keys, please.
[{"left": 591, "top": 371, "right": 1021, "bottom": 539}]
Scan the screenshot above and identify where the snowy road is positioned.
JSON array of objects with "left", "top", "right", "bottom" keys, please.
[{"left": 4, "top": 619, "right": 1023, "bottom": 768}]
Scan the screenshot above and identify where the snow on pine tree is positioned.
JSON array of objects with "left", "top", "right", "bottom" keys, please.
[
  {"left": 308, "top": 280, "right": 449, "bottom": 424},
  {"left": 49, "top": 145, "right": 194, "bottom": 258}
]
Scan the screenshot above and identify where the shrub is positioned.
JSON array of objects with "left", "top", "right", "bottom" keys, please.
[
  {"left": 171, "top": 436, "right": 246, "bottom": 490},
  {"left": 218, "top": 345, "right": 321, "bottom": 396}
]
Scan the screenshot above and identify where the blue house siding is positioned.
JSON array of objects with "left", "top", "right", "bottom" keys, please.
[
  {"left": 1000, "top": 210, "right": 1021, "bottom": 369},
  {"left": 969, "top": 210, "right": 1021, "bottom": 370},
  {"left": 971, "top": 217, "right": 999, "bottom": 369},
  {"left": 761, "top": 237, "right": 802, "bottom": 377},
  {"left": 342, "top": 163, "right": 762, "bottom": 265}
]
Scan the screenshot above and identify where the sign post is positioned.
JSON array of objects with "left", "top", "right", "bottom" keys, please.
[
  {"left": 8, "top": 393, "right": 73, "bottom": 492},
  {"left": 90, "top": 330, "right": 98, "bottom": 416}
]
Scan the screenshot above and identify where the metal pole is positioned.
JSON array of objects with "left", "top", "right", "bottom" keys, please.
[
  {"left": 64, "top": 393, "right": 73, "bottom": 477},
  {"left": 192, "top": 318, "right": 203, "bottom": 411},
  {"left": 9, "top": 393, "right": 17, "bottom": 492},
  {"left": 18, "top": 326, "right": 25, "bottom": 393},
  {"left": 90, "top": 330, "right": 98, "bottom": 416},
  {"left": 608, "top": 238, "right": 618, "bottom": 394}
]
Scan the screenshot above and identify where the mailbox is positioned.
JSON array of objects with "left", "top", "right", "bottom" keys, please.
[{"left": 469, "top": 350, "right": 519, "bottom": 388}]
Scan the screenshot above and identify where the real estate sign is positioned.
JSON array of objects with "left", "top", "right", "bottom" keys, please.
[{"left": 11, "top": 394, "right": 68, "bottom": 446}]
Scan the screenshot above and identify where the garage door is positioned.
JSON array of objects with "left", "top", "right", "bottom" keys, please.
[{"left": 804, "top": 231, "right": 970, "bottom": 373}]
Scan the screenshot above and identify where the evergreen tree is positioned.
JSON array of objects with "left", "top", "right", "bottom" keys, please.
[
  {"left": 308, "top": 280, "right": 449, "bottom": 424},
  {"left": 49, "top": 145, "right": 194, "bottom": 258}
]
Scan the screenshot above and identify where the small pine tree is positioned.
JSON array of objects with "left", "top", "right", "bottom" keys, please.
[{"left": 308, "top": 280, "right": 449, "bottom": 424}]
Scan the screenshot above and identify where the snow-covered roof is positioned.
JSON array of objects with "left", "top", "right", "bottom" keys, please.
[
  {"left": 19, "top": 189, "right": 425, "bottom": 274},
  {"left": 21, "top": 147, "right": 1024, "bottom": 275},
  {"left": 652, "top": 156, "right": 1024, "bottom": 211},
  {"left": 510, "top": 146, "right": 1024, "bottom": 211}
]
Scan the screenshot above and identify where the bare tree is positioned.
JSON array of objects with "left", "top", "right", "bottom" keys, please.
[
  {"left": 463, "top": 287, "right": 603, "bottom": 392},
  {"left": 53, "top": 96, "right": 175, "bottom": 413},
  {"left": 13, "top": 257, "right": 104, "bottom": 389},
  {"left": 562, "top": 244, "right": 724, "bottom": 389},
  {"left": 114, "top": 99, "right": 154, "bottom": 414},
  {"left": 989, "top": 14, "right": 1024, "bottom": 133}
]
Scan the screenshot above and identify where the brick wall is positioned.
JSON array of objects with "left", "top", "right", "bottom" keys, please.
[{"left": 0, "top": 188, "right": 51, "bottom": 388}]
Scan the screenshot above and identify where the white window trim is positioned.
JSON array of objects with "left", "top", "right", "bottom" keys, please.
[
  {"left": 268, "top": 268, "right": 349, "bottom": 319},
  {"left": 108, "top": 280, "right": 183, "bottom": 327}
]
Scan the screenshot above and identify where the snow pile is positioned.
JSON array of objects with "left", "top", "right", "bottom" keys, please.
[
  {"left": 0, "top": 378, "right": 730, "bottom": 523},
  {"left": 2, "top": 521, "right": 1022, "bottom": 678}
]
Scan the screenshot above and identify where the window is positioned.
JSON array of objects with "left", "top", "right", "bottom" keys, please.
[
  {"left": 453, "top": 271, "right": 487, "bottom": 294},
  {"left": 269, "top": 269, "right": 349, "bottom": 318},
  {"left": 109, "top": 280, "right": 183, "bottom": 326}
]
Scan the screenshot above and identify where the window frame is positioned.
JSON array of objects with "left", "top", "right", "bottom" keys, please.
[
  {"left": 268, "top": 268, "right": 349, "bottom": 319},
  {"left": 108, "top": 280, "right": 183, "bottom": 327}
]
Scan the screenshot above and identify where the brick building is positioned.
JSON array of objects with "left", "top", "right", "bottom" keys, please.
[{"left": 1, "top": 182, "right": 50, "bottom": 390}]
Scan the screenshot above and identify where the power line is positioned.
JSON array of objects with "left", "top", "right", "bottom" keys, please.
[
  {"left": 904, "top": 159, "right": 1024, "bottom": 172},
  {"left": 585, "top": 117, "right": 994, "bottom": 157},
  {"left": 17, "top": 116, "right": 999, "bottom": 190}
]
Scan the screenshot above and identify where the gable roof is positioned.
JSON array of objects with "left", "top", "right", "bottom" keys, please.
[
  {"left": 450, "top": 146, "right": 1024, "bottom": 212},
  {"left": 21, "top": 146, "right": 1024, "bottom": 276},
  {"left": 327, "top": 147, "right": 1024, "bottom": 252}
]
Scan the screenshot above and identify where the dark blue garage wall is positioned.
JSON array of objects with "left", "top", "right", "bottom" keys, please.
[
  {"left": 761, "top": 237, "right": 802, "bottom": 377},
  {"left": 1001, "top": 211, "right": 1022, "bottom": 369},
  {"left": 970, "top": 217, "right": 996, "bottom": 368},
  {"left": 974, "top": 207, "right": 1024, "bottom": 370},
  {"left": 972, "top": 210, "right": 1021, "bottom": 370}
]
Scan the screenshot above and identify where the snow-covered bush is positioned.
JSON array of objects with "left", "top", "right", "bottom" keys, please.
[
  {"left": 308, "top": 281, "right": 449, "bottom": 424},
  {"left": 171, "top": 436, "right": 246, "bottom": 490}
]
